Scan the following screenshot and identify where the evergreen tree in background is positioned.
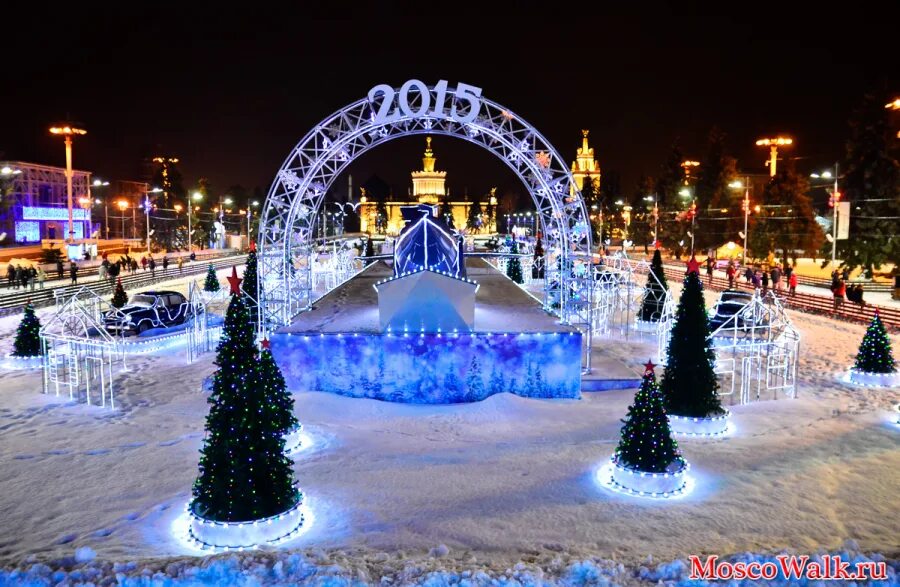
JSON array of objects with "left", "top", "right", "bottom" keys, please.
[
  {"left": 660, "top": 259, "right": 723, "bottom": 418},
  {"left": 854, "top": 311, "right": 896, "bottom": 373},
  {"left": 750, "top": 165, "right": 824, "bottom": 263},
  {"left": 192, "top": 287, "right": 298, "bottom": 522},
  {"left": 204, "top": 264, "right": 220, "bottom": 292},
  {"left": 489, "top": 366, "right": 506, "bottom": 395},
  {"left": 639, "top": 249, "right": 669, "bottom": 322},
  {"left": 655, "top": 142, "right": 687, "bottom": 207},
  {"left": 694, "top": 127, "right": 738, "bottom": 250},
  {"left": 12, "top": 303, "right": 41, "bottom": 357},
  {"left": 466, "top": 199, "right": 483, "bottom": 232},
  {"left": 615, "top": 362, "right": 683, "bottom": 473},
  {"left": 506, "top": 240, "right": 524, "bottom": 284},
  {"left": 838, "top": 92, "right": 900, "bottom": 273},
  {"left": 111, "top": 277, "right": 128, "bottom": 309},
  {"left": 440, "top": 198, "right": 455, "bottom": 229},
  {"left": 364, "top": 235, "right": 375, "bottom": 258}
]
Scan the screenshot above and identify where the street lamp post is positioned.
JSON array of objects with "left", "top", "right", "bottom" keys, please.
[
  {"left": 93, "top": 179, "right": 110, "bottom": 240},
  {"left": 755, "top": 136, "right": 793, "bottom": 177},
  {"left": 811, "top": 163, "right": 840, "bottom": 266},
  {"left": 729, "top": 178, "right": 751, "bottom": 264},
  {"left": 116, "top": 200, "right": 128, "bottom": 244},
  {"left": 49, "top": 125, "right": 87, "bottom": 244},
  {"left": 144, "top": 187, "right": 163, "bottom": 255},
  {"left": 188, "top": 191, "right": 203, "bottom": 253}
]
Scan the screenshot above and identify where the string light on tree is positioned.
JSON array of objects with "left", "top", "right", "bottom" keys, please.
[
  {"left": 204, "top": 264, "right": 221, "bottom": 293},
  {"left": 848, "top": 310, "right": 899, "bottom": 387},
  {"left": 12, "top": 302, "right": 41, "bottom": 358}
]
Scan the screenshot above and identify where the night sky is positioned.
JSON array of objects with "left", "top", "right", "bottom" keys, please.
[{"left": 2, "top": 7, "right": 896, "bottom": 203}]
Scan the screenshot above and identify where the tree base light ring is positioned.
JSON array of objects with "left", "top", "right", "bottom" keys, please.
[
  {"left": 3, "top": 353, "right": 43, "bottom": 369},
  {"left": 189, "top": 494, "right": 305, "bottom": 549},
  {"left": 668, "top": 409, "right": 732, "bottom": 437},
  {"left": 848, "top": 368, "right": 900, "bottom": 388},
  {"left": 607, "top": 457, "right": 689, "bottom": 498}
]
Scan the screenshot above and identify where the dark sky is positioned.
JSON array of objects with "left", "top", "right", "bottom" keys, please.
[{"left": 2, "top": 6, "right": 896, "bottom": 203}]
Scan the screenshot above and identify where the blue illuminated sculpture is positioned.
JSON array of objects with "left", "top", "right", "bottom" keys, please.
[{"left": 376, "top": 204, "right": 477, "bottom": 332}]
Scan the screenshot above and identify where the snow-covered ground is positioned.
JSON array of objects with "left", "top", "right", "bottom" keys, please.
[{"left": 0, "top": 272, "right": 897, "bottom": 585}]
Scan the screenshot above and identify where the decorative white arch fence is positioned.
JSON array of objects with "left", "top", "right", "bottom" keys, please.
[{"left": 256, "top": 80, "right": 593, "bottom": 367}]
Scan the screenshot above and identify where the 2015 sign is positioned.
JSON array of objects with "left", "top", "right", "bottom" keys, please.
[{"left": 367, "top": 80, "right": 483, "bottom": 125}]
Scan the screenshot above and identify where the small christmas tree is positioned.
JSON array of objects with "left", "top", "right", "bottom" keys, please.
[
  {"left": 465, "top": 356, "right": 485, "bottom": 402},
  {"left": 12, "top": 303, "right": 41, "bottom": 357},
  {"left": 506, "top": 240, "right": 524, "bottom": 284},
  {"left": 192, "top": 270, "right": 298, "bottom": 522},
  {"left": 111, "top": 277, "right": 128, "bottom": 308},
  {"left": 615, "top": 361, "right": 683, "bottom": 473},
  {"left": 203, "top": 264, "right": 220, "bottom": 292},
  {"left": 639, "top": 249, "right": 670, "bottom": 322},
  {"left": 660, "top": 257, "right": 723, "bottom": 418},
  {"left": 854, "top": 311, "right": 896, "bottom": 373}
]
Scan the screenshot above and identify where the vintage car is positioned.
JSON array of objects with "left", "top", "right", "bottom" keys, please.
[
  {"left": 103, "top": 290, "right": 192, "bottom": 335},
  {"left": 708, "top": 289, "right": 762, "bottom": 333}
]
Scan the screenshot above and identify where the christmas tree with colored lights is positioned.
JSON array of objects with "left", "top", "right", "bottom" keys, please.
[
  {"left": 615, "top": 361, "right": 683, "bottom": 473},
  {"left": 203, "top": 263, "right": 220, "bottom": 292},
  {"left": 242, "top": 243, "right": 259, "bottom": 324},
  {"left": 639, "top": 248, "right": 669, "bottom": 322},
  {"left": 258, "top": 340, "right": 298, "bottom": 435},
  {"left": 660, "top": 257, "right": 723, "bottom": 418},
  {"left": 192, "top": 268, "right": 298, "bottom": 522},
  {"left": 12, "top": 303, "right": 41, "bottom": 357},
  {"left": 111, "top": 277, "right": 128, "bottom": 309},
  {"left": 854, "top": 311, "right": 896, "bottom": 373},
  {"left": 506, "top": 240, "right": 524, "bottom": 284}
]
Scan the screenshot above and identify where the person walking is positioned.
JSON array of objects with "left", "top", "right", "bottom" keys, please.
[
  {"left": 36, "top": 267, "right": 46, "bottom": 289},
  {"left": 70, "top": 261, "right": 78, "bottom": 284},
  {"left": 141, "top": 256, "right": 148, "bottom": 272},
  {"left": 751, "top": 269, "right": 761, "bottom": 289},
  {"left": 162, "top": 255, "right": 169, "bottom": 274},
  {"left": 99, "top": 262, "right": 108, "bottom": 283},
  {"left": 56, "top": 258, "right": 64, "bottom": 280},
  {"left": 706, "top": 257, "right": 714, "bottom": 284},
  {"left": 771, "top": 265, "right": 782, "bottom": 293},
  {"left": 788, "top": 271, "right": 798, "bottom": 296},
  {"left": 189, "top": 251, "right": 196, "bottom": 262},
  {"left": 131, "top": 259, "right": 138, "bottom": 273},
  {"left": 149, "top": 257, "right": 156, "bottom": 277},
  {"left": 28, "top": 266, "right": 37, "bottom": 291},
  {"left": 761, "top": 269, "right": 769, "bottom": 294},
  {"left": 726, "top": 261, "right": 736, "bottom": 289},
  {"left": 177, "top": 257, "right": 184, "bottom": 273},
  {"left": 833, "top": 279, "right": 846, "bottom": 311},
  {"left": 19, "top": 265, "right": 28, "bottom": 290},
  {"left": 6, "top": 264, "right": 14, "bottom": 289},
  {"left": 744, "top": 266, "right": 753, "bottom": 284}
]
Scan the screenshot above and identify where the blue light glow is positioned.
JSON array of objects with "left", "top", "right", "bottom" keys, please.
[{"left": 22, "top": 206, "right": 89, "bottom": 221}]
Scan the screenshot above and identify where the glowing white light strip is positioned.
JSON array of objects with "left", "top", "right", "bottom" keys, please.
[
  {"left": 372, "top": 267, "right": 477, "bottom": 292},
  {"left": 595, "top": 457, "right": 694, "bottom": 500}
]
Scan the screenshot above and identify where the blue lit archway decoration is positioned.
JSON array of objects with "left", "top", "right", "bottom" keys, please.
[{"left": 257, "top": 82, "right": 593, "bottom": 353}]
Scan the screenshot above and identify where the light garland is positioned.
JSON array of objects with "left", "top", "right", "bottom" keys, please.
[
  {"left": 842, "top": 369, "right": 900, "bottom": 389},
  {"left": 667, "top": 409, "right": 733, "bottom": 437},
  {"left": 3, "top": 353, "right": 43, "bottom": 369},
  {"left": 372, "top": 267, "right": 479, "bottom": 292},
  {"left": 115, "top": 326, "right": 223, "bottom": 355},
  {"left": 595, "top": 457, "right": 694, "bottom": 500}
]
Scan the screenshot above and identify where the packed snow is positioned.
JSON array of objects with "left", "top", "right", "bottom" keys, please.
[{"left": 0, "top": 270, "right": 897, "bottom": 585}]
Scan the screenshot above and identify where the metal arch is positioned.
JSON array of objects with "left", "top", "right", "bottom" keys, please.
[{"left": 257, "top": 86, "right": 593, "bottom": 342}]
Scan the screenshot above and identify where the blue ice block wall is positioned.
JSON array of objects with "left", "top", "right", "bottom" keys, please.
[{"left": 269, "top": 331, "right": 582, "bottom": 403}]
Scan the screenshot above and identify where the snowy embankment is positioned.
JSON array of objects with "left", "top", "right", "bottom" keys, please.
[{"left": 0, "top": 272, "right": 897, "bottom": 585}]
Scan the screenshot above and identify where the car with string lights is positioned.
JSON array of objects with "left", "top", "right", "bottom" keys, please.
[
  {"left": 708, "top": 289, "right": 768, "bottom": 333},
  {"left": 103, "top": 290, "right": 193, "bottom": 335}
]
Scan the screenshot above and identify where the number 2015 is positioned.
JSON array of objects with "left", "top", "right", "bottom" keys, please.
[{"left": 367, "top": 80, "right": 483, "bottom": 125}]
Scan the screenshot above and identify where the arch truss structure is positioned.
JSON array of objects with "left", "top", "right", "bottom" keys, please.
[{"left": 257, "top": 81, "right": 593, "bottom": 340}]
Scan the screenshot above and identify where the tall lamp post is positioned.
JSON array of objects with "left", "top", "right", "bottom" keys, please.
[
  {"left": 144, "top": 187, "right": 163, "bottom": 254},
  {"left": 811, "top": 164, "right": 840, "bottom": 266},
  {"left": 92, "top": 179, "right": 110, "bottom": 239},
  {"left": 188, "top": 191, "right": 203, "bottom": 253},
  {"left": 755, "top": 136, "right": 793, "bottom": 177},
  {"left": 729, "top": 178, "right": 751, "bottom": 264},
  {"left": 49, "top": 125, "right": 87, "bottom": 244},
  {"left": 116, "top": 200, "right": 129, "bottom": 244}
]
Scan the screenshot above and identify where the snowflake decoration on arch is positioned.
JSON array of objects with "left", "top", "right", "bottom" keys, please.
[{"left": 279, "top": 170, "right": 301, "bottom": 191}]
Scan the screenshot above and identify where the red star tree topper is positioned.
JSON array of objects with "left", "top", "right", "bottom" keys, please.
[
  {"left": 226, "top": 266, "right": 243, "bottom": 296},
  {"left": 643, "top": 359, "right": 656, "bottom": 374}
]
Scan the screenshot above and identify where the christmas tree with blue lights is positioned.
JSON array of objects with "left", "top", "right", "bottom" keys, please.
[
  {"left": 854, "top": 310, "right": 895, "bottom": 373},
  {"left": 660, "top": 257, "right": 723, "bottom": 418},
  {"left": 192, "top": 268, "right": 298, "bottom": 522},
  {"left": 12, "top": 303, "right": 41, "bottom": 357},
  {"left": 615, "top": 361, "right": 683, "bottom": 473},
  {"left": 506, "top": 240, "right": 524, "bottom": 284}
]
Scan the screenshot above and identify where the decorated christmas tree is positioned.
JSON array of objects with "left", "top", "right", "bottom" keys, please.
[
  {"left": 615, "top": 361, "right": 683, "bottom": 473},
  {"left": 660, "top": 257, "right": 723, "bottom": 418},
  {"left": 192, "top": 269, "right": 298, "bottom": 522},
  {"left": 203, "top": 264, "right": 220, "bottom": 292},
  {"left": 506, "top": 240, "right": 524, "bottom": 284},
  {"left": 111, "top": 277, "right": 128, "bottom": 309},
  {"left": 854, "top": 311, "right": 896, "bottom": 373},
  {"left": 257, "top": 340, "right": 299, "bottom": 435},
  {"left": 12, "top": 303, "right": 41, "bottom": 357},
  {"left": 639, "top": 249, "right": 669, "bottom": 322},
  {"left": 242, "top": 243, "right": 259, "bottom": 324}
]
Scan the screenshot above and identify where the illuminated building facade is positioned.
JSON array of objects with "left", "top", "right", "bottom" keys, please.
[
  {"left": 358, "top": 137, "right": 496, "bottom": 235},
  {"left": 0, "top": 161, "right": 93, "bottom": 244},
  {"left": 570, "top": 130, "right": 601, "bottom": 194}
]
